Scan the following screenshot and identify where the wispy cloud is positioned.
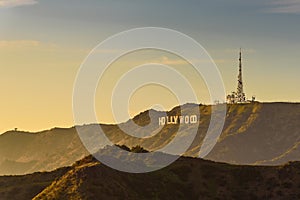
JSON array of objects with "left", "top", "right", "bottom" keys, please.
[
  {"left": 0, "top": 40, "right": 40, "bottom": 48},
  {"left": 0, "top": 40, "right": 59, "bottom": 52},
  {"left": 158, "top": 56, "right": 227, "bottom": 65},
  {"left": 265, "top": 0, "right": 300, "bottom": 14},
  {"left": 160, "top": 56, "right": 188, "bottom": 65},
  {"left": 0, "top": 0, "right": 38, "bottom": 8}
]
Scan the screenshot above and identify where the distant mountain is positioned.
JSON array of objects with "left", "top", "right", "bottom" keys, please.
[
  {"left": 0, "top": 128, "right": 89, "bottom": 175},
  {"left": 2, "top": 145, "right": 300, "bottom": 200},
  {"left": 1, "top": 102, "right": 300, "bottom": 175}
]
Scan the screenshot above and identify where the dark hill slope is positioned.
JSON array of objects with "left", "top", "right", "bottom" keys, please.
[
  {"left": 32, "top": 147, "right": 300, "bottom": 200},
  {"left": 0, "top": 167, "right": 70, "bottom": 200}
]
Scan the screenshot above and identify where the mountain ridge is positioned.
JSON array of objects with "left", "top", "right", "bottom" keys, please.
[
  {"left": 0, "top": 102, "right": 300, "bottom": 175},
  {"left": 2, "top": 145, "right": 300, "bottom": 200}
]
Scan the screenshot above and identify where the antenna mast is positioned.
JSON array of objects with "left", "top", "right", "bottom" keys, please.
[
  {"left": 226, "top": 48, "right": 247, "bottom": 103},
  {"left": 236, "top": 48, "right": 246, "bottom": 102}
]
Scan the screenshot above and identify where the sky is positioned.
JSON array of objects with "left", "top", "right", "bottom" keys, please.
[{"left": 0, "top": 0, "right": 300, "bottom": 133}]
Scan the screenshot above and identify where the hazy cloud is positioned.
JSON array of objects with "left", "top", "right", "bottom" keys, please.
[
  {"left": 0, "top": 40, "right": 40, "bottom": 48},
  {"left": 159, "top": 56, "right": 227, "bottom": 65},
  {"left": 0, "top": 0, "right": 38, "bottom": 8},
  {"left": 0, "top": 40, "right": 60, "bottom": 52},
  {"left": 265, "top": 0, "right": 300, "bottom": 14}
]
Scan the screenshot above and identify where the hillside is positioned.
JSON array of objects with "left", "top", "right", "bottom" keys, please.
[
  {"left": 2, "top": 146, "right": 300, "bottom": 200},
  {"left": 0, "top": 128, "right": 89, "bottom": 175},
  {"left": 206, "top": 102, "right": 300, "bottom": 165},
  {"left": 0, "top": 102, "right": 300, "bottom": 175},
  {"left": 0, "top": 167, "right": 70, "bottom": 200}
]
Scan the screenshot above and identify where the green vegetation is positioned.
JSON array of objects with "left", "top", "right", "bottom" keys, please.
[{"left": 130, "top": 145, "right": 148, "bottom": 153}]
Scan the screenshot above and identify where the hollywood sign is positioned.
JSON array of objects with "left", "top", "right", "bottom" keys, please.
[{"left": 158, "top": 115, "right": 198, "bottom": 126}]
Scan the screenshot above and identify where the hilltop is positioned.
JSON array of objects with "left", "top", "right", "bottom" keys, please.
[
  {"left": 0, "top": 102, "right": 300, "bottom": 175},
  {"left": 1, "top": 145, "right": 300, "bottom": 200}
]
